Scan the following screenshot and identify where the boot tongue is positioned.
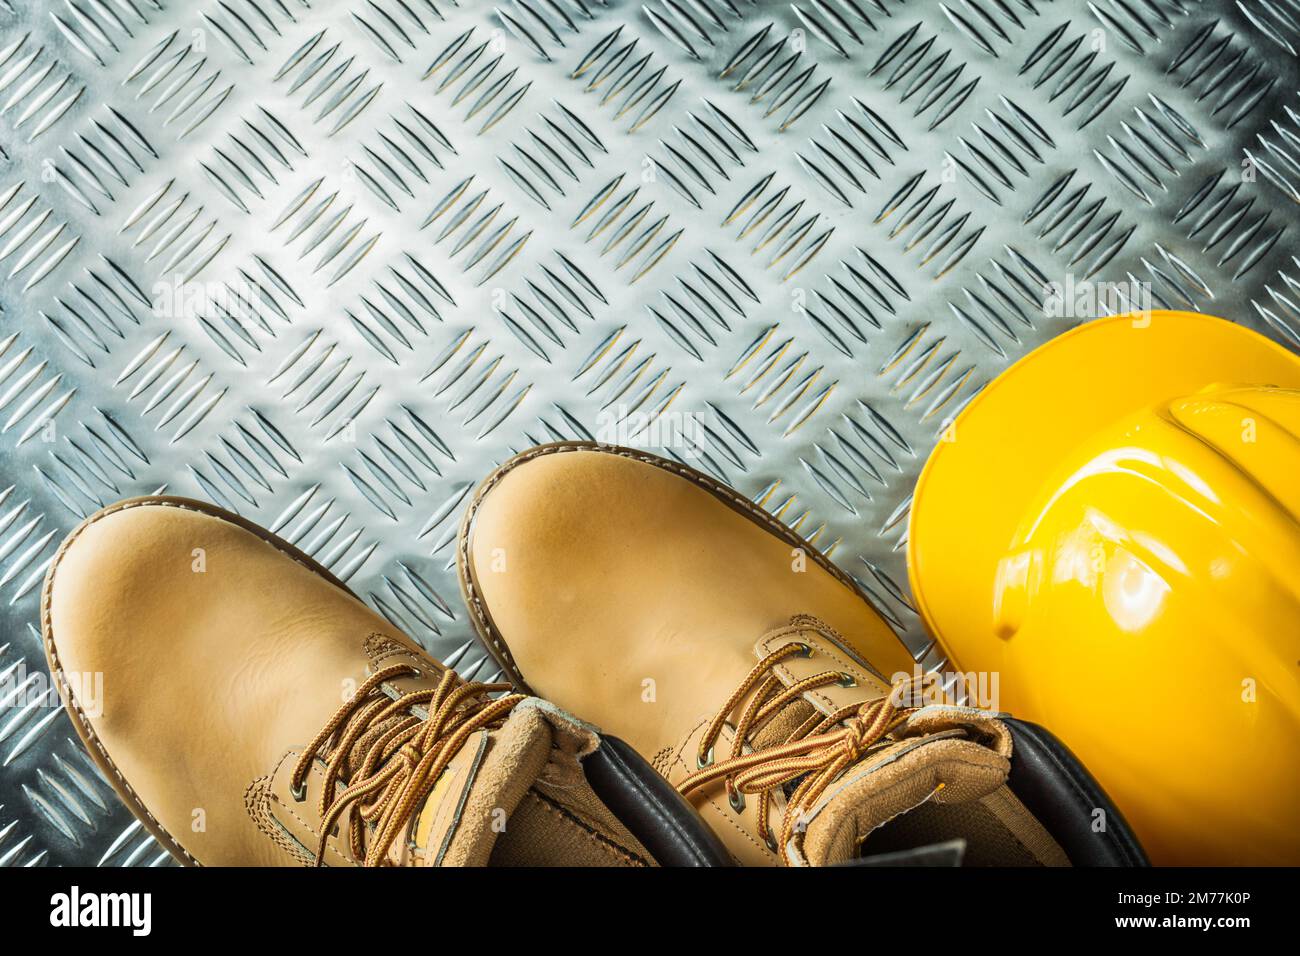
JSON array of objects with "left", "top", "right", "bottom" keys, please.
[
  {"left": 742, "top": 616, "right": 1012, "bottom": 865},
  {"left": 794, "top": 708, "right": 1013, "bottom": 866},
  {"left": 402, "top": 702, "right": 561, "bottom": 866}
]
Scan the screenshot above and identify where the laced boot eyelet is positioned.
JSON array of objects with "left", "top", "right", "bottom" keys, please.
[
  {"left": 728, "top": 786, "right": 746, "bottom": 814},
  {"left": 793, "top": 642, "right": 814, "bottom": 658},
  {"left": 764, "top": 828, "right": 779, "bottom": 853},
  {"left": 696, "top": 746, "right": 715, "bottom": 769},
  {"left": 837, "top": 672, "right": 858, "bottom": 688},
  {"left": 290, "top": 780, "right": 307, "bottom": 803}
]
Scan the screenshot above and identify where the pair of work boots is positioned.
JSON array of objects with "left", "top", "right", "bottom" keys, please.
[{"left": 42, "top": 442, "right": 1145, "bottom": 867}]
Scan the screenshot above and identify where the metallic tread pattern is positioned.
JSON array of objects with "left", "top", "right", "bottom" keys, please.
[{"left": 0, "top": 0, "right": 1296, "bottom": 865}]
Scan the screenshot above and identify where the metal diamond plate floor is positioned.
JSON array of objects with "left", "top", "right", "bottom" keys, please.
[{"left": 1, "top": 0, "right": 1297, "bottom": 866}]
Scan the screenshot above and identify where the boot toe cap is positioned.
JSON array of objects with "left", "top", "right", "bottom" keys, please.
[{"left": 45, "top": 499, "right": 219, "bottom": 679}]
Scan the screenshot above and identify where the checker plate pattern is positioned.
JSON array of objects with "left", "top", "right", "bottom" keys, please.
[{"left": 0, "top": 0, "right": 1297, "bottom": 865}]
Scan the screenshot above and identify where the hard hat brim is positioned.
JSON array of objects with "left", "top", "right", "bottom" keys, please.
[{"left": 907, "top": 310, "right": 1300, "bottom": 666}]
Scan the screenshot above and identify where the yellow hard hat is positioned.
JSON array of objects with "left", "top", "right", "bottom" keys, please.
[{"left": 908, "top": 310, "right": 1300, "bottom": 866}]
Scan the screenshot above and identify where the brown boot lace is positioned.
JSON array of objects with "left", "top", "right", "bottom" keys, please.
[
  {"left": 675, "top": 641, "right": 921, "bottom": 865},
  {"left": 290, "top": 663, "right": 525, "bottom": 866}
]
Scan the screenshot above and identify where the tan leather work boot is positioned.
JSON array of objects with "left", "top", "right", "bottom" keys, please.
[
  {"left": 459, "top": 442, "right": 1148, "bottom": 867},
  {"left": 42, "top": 496, "right": 731, "bottom": 867}
]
